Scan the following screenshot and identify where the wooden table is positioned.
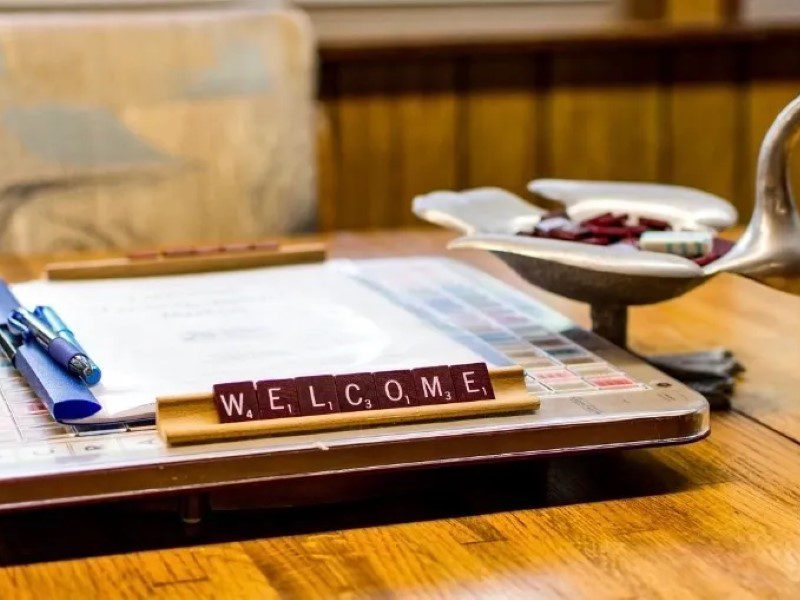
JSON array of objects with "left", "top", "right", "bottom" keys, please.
[{"left": 0, "top": 230, "right": 799, "bottom": 598}]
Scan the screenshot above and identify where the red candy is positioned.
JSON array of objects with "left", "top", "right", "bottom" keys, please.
[
  {"left": 586, "top": 224, "right": 648, "bottom": 238},
  {"left": 582, "top": 213, "right": 628, "bottom": 227},
  {"left": 639, "top": 217, "right": 670, "bottom": 230},
  {"left": 712, "top": 238, "right": 735, "bottom": 254},
  {"left": 693, "top": 238, "right": 736, "bottom": 266},
  {"left": 519, "top": 212, "right": 734, "bottom": 267},
  {"left": 693, "top": 253, "right": 719, "bottom": 266}
]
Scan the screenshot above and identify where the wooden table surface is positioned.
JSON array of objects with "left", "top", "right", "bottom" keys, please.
[{"left": 0, "top": 230, "right": 799, "bottom": 599}]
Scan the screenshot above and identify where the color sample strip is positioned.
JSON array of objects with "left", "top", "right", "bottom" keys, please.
[{"left": 212, "top": 363, "right": 496, "bottom": 423}]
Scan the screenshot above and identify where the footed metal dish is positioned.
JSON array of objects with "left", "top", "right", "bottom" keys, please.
[{"left": 414, "top": 94, "right": 800, "bottom": 348}]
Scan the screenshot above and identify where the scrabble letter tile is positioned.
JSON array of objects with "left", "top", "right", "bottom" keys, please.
[
  {"left": 412, "top": 366, "right": 457, "bottom": 405},
  {"left": 296, "top": 375, "right": 340, "bottom": 415},
  {"left": 256, "top": 379, "right": 300, "bottom": 419},
  {"left": 450, "top": 363, "right": 495, "bottom": 402},
  {"left": 213, "top": 381, "right": 259, "bottom": 423},
  {"left": 373, "top": 370, "right": 418, "bottom": 409},
  {"left": 335, "top": 373, "right": 378, "bottom": 412}
]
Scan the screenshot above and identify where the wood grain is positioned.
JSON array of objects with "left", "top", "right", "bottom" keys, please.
[
  {"left": 336, "top": 62, "right": 401, "bottom": 229},
  {"left": 666, "top": 45, "right": 742, "bottom": 206},
  {"left": 44, "top": 242, "right": 326, "bottom": 281},
  {"left": 463, "top": 55, "right": 540, "bottom": 198},
  {"left": 320, "top": 27, "right": 800, "bottom": 230},
  {"left": 1, "top": 230, "right": 800, "bottom": 598},
  {"left": 395, "top": 60, "right": 459, "bottom": 228},
  {"left": 548, "top": 48, "right": 663, "bottom": 183},
  {"left": 333, "top": 59, "right": 458, "bottom": 229}
]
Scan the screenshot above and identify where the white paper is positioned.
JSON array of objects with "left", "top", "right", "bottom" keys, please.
[{"left": 11, "top": 261, "right": 487, "bottom": 422}]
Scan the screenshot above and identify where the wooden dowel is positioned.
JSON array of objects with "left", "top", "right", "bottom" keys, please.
[
  {"left": 45, "top": 242, "right": 326, "bottom": 280},
  {"left": 157, "top": 366, "right": 537, "bottom": 446}
]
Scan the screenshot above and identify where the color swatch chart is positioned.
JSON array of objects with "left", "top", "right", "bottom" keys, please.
[{"left": 352, "top": 259, "right": 646, "bottom": 398}]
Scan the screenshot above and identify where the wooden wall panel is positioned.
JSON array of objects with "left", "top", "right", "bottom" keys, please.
[
  {"left": 395, "top": 60, "right": 459, "bottom": 227},
  {"left": 547, "top": 49, "right": 663, "bottom": 183},
  {"left": 664, "top": 0, "right": 735, "bottom": 23},
  {"left": 320, "top": 36, "right": 800, "bottom": 230},
  {"left": 335, "top": 63, "right": 401, "bottom": 229},
  {"left": 463, "top": 56, "right": 540, "bottom": 198},
  {"left": 666, "top": 46, "right": 742, "bottom": 207},
  {"left": 331, "top": 59, "right": 458, "bottom": 229},
  {"left": 744, "top": 39, "right": 800, "bottom": 217}
]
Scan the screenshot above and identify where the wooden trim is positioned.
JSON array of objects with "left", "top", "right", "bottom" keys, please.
[
  {"left": 45, "top": 243, "right": 327, "bottom": 280},
  {"left": 318, "top": 23, "right": 800, "bottom": 60}
]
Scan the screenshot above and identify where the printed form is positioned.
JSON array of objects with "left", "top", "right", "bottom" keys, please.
[{"left": 11, "top": 261, "right": 488, "bottom": 422}]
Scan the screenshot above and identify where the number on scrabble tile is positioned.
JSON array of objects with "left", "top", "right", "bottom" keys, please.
[
  {"left": 212, "top": 381, "right": 260, "bottom": 423},
  {"left": 450, "top": 363, "right": 495, "bottom": 402},
  {"left": 296, "top": 375, "right": 340, "bottom": 415},
  {"left": 373, "top": 370, "right": 418, "bottom": 409},
  {"left": 335, "top": 373, "right": 378, "bottom": 412},
  {"left": 256, "top": 379, "right": 300, "bottom": 419},
  {"left": 412, "top": 366, "right": 457, "bottom": 405}
]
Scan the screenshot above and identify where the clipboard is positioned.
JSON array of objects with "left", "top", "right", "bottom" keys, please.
[{"left": 0, "top": 248, "right": 709, "bottom": 514}]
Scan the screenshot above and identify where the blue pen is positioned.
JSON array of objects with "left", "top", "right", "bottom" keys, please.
[
  {"left": 0, "top": 325, "right": 101, "bottom": 421},
  {"left": 33, "top": 306, "right": 102, "bottom": 384},
  {"left": 9, "top": 307, "right": 101, "bottom": 386},
  {"left": 34, "top": 306, "right": 79, "bottom": 344}
]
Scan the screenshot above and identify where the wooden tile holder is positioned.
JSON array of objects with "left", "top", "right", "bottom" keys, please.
[
  {"left": 157, "top": 366, "right": 538, "bottom": 446},
  {"left": 45, "top": 241, "right": 326, "bottom": 280}
]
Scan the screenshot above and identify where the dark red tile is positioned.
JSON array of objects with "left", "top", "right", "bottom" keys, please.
[
  {"left": 587, "top": 224, "right": 647, "bottom": 239},
  {"left": 712, "top": 237, "right": 735, "bottom": 255},
  {"left": 639, "top": 217, "right": 670, "bottom": 230},
  {"left": 373, "top": 370, "right": 418, "bottom": 409},
  {"left": 335, "top": 373, "right": 378, "bottom": 412},
  {"left": 223, "top": 242, "right": 255, "bottom": 253},
  {"left": 127, "top": 250, "right": 159, "bottom": 260},
  {"left": 450, "top": 363, "right": 495, "bottom": 402},
  {"left": 296, "top": 375, "right": 340, "bottom": 415},
  {"left": 581, "top": 212, "right": 612, "bottom": 226},
  {"left": 213, "top": 381, "right": 259, "bottom": 423},
  {"left": 162, "top": 246, "right": 197, "bottom": 257},
  {"left": 594, "top": 213, "right": 628, "bottom": 226},
  {"left": 256, "top": 379, "right": 300, "bottom": 419},
  {"left": 412, "top": 366, "right": 457, "bottom": 405}
]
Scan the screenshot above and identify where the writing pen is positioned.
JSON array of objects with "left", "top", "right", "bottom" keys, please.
[
  {"left": 0, "top": 324, "right": 102, "bottom": 421},
  {"left": 9, "top": 307, "right": 101, "bottom": 385},
  {"left": 33, "top": 305, "right": 102, "bottom": 383}
]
